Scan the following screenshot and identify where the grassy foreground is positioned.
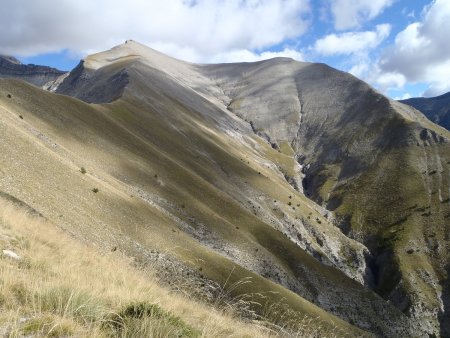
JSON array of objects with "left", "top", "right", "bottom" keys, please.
[{"left": 0, "top": 199, "right": 341, "bottom": 337}]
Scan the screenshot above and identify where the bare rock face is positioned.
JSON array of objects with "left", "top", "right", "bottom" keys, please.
[
  {"left": 0, "top": 55, "right": 66, "bottom": 88},
  {"left": 55, "top": 60, "right": 129, "bottom": 103}
]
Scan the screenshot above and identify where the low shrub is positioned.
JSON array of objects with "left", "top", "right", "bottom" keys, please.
[
  {"left": 35, "top": 286, "right": 106, "bottom": 324},
  {"left": 103, "top": 302, "right": 199, "bottom": 337}
]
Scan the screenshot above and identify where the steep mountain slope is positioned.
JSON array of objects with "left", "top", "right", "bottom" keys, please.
[
  {"left": 200, "top": 55, "right": 450, "bottom": 337},
  {"left": 2, "top": 199, "right": 314, "bottom": 337},
  {"left": 401, "top": 91, "right": 450, "bottom": 131},
  {"left": 1, "top": 40, "right": 449, "bottom": 336},
  {"left": 0, "top": 76, "right": 375, "bottom": 336},
  {"left": 0, "top": 73, "right": 378, "bottom": 337},
  {"left": 0, "top": 55, "right": 67, "bottom": 88}
]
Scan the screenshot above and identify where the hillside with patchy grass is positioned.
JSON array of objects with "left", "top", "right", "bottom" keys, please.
[
  {"left": 1, "top": 41, "right": 450, "bottom": 337},
  {"left": 0, "top": 79, "right": 370, "bottom": 337},
  {"left": 0, "top": 199, "right": 344, "bottom": 337}
]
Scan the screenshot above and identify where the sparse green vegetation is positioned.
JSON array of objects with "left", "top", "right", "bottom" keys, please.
[
  {"left": 92, "top": 188, "right": 99, "bottom": 193},
  {"left": 0, "top": 80, "right": 359, "bottom": 336},
  {"left": 0, "top": 48, "right": 450, "bottom": 336},
  {"left": 80, "top": 167, "right": 87, "bottom": 174},
  {"left": 19, "top": 315, "right": 75, "bottom": 337},
  {"left": 0, "top": 200, "right": 348, "bottom": 337},
  {"left": 103, "top": 302, "right": 198, "bottom": 337}
]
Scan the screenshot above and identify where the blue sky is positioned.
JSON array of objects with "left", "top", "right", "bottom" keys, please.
[{"left": 1, "top": 0, "right": 449, "bottom": 99}]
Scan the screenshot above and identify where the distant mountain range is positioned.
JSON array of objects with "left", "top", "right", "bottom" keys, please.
[
  {"left": 400, "top": 91, "right": 450, "bottom": 131},
  {"left": 0, "top": 55, "right": 66, "bottom": 88},
  {"left": 1, "top": 41, "right": 450, "bottom": 337}
]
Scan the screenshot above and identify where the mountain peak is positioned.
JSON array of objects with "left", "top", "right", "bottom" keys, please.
[
  {"left": 0, "top": 55, "right": 22, "bottom": 65},
  {"left": 84, "top": 39, "right": 185, "bottom": 70}
]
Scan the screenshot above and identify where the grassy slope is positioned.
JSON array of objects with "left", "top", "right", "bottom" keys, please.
[
  {"left": 0, "top": 199, "right": 345, "bottom": 337},
  {"left": 0, "top": 79, "right": 369, "bottom": 336}
]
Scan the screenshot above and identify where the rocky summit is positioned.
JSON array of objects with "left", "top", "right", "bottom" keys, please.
[{"left": 1, "top": 41, "right": 450, "bottom": 337}]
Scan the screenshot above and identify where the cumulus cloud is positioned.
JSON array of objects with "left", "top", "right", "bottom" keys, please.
[
  {"left": 346, "top": 59, "right": 406, "bottom": 93},
  {"left": 419, "top": 60, "right": 450, "bottom": 96},
  {"left": 348, "top": 62, "right": 370, "bottom": 79},
  {"left": 329, "top": 0, "right": 394, "bottom": 30},
  {"left": 372, "top": 70, "right": 407, "bottom": 90},
  {"left": 209, "top": 48, "right": 304, "bottom": 63},
  {"left": 0, "top": 0, "right": 310, "bottom": 63},
  {"left": 394, "top": 93, "right": 412, "bottom": 100},
  {"left": 379, "top": 0, "right": 450, "bottom": 96},
  {"left": 142, "top": 42, "right": 305, "bottom": 64},
  {"left": 313, "top": 24, "right": 391, "bottom": 56}
]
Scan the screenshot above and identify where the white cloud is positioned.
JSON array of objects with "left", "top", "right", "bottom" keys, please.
[
  {"left": 345, "top": 60, "right": 406, "bottom": 94},
  {"left": 145, "top": 43, "right": 305, "bottom": 64},
  {"left": 313, "top": 24, "right": 391, "bottom": 56},
  {"left": 0, "top": 0, "right": 311, "bottom": 63},
  {"left": 401, "top": 8, "right": 415, "bottom": 19},
  {"left": 379, "top": 0, "right": 450, "bottom": 96},
  {"left": 349, "top": 62, "right": 370, "bottom": 78},
  {"left": 373, "top": 71, "right": 406, "bottom": 90},
  {"left": 420, "top": 59, "right": 450, "bottom": 96},
  {"left": 329, "top": 0, "right": 394, "bottom": 30},
  {"left": 394, "top": 93, "right": 412, "bottom": 100},
  {"left": 209, "top": 48, "right": 304, "bottom": 63}
]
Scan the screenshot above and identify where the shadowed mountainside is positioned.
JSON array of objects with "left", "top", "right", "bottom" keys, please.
[{"left": 401, "top": 91, "right": 450, "bottom": 131}]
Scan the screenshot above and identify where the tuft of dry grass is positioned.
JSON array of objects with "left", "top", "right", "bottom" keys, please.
[{"left": 0, "top": 199, "right": 341, "bottom": 337}]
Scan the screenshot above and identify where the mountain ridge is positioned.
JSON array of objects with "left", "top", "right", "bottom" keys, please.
[{"left": 0, "top": 55, "right": 67, "bottom": 88}]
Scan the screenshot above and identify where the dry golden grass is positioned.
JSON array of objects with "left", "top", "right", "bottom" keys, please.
[{"left": 0, "top": 199, "right": 339, "bottom": 337}]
